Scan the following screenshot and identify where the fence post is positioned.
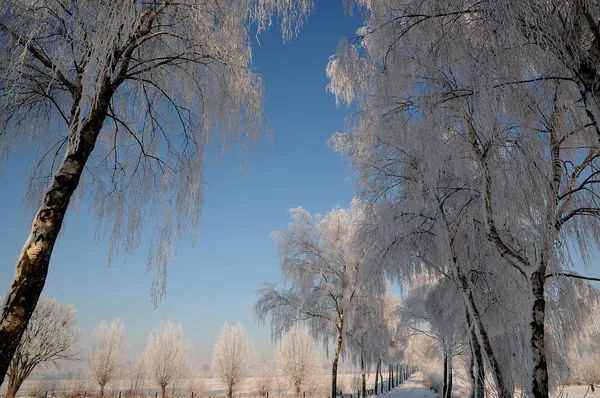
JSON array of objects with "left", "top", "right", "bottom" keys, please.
[
  {"left": 45, "top": 392, "right": 48, "bottom": 398},
  {"left": 84, "top": 392, "right": 87, "bottom": 398},
  {"left": 119, "top": 392, "right": 122, "bottom": 398},
  {"left": 155, "top": 392, "right": 158, "bottom": 398}
]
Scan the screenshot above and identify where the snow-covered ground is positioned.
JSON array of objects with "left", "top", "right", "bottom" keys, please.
[
  {"left": 4, "top": 374, "right": 597, "bottom": 398},
  {"left": 382, "top": 374, "right": 598, "bottom": 398},
  {"left": 553, "top": 384, "right": 599, "bottom": 398},
  {"left": 385, "top": 373, "right": 437, "bottom": 398}
]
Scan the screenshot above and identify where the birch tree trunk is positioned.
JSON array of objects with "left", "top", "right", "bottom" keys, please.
[
  {"left": 468, "top": 349, "right": 475, "bottom": 398},
  {"left": 374, "top": 360, "right": 379, "bottom": 395},
  {"left": 467, "top": 312, "right": 485, "bottom": 398},
  {"left": 445, "top": 352, "right": 453, "bottom": 398},
  {"left": 442, "top": 351, "right": 454, "bottom": 398},
  {"left": 331, "top": 317, "right": 344, "bottom": 398},
  {"left": 528, "top": 268, "right": 549, "bottom": 398},
  {"left": 3, "top": 371, "right": 19, "bottom": 398},
  {"left": 442, "top": 349, "right": 448, "bottom": 398},
  {"left": 0, "top": 81, "right": 112, "bottom": 384},
  {"left": 460, "top": 275, "right": 510, "bottom": 398},
  {"left": 378, "top": 359, "right": 383, "bottom": 394},
  {"left": 361, "top": 353, "right": 366, "bottom": 398},
  {"left": 444, "top": 227, "right": 510, "bottom": 398}
]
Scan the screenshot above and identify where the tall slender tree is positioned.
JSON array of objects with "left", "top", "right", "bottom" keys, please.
[
  {"left": 255, "top": 202, "right": 380, "bottom": 398},
  {"left": 0, "top": 0, "right": 313, "bottom": 383},
  {"left": 275, "top": 325, "right": 320, "bottom": 397},
  {"left": 144, "top": 320, "right": 190, "bottom": 398},
  {"left": 89, "top": 320, "right": 128, "bottom": 396},
  {"left": 211, "top": 322, "right": 255, "bottom": 398}
]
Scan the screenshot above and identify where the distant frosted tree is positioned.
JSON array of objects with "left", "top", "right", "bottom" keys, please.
[
  {"left": 198, "top": 361, "right": 212, "bottom": 378},
  {"left": 126, "top": 356, "right": 146, "bottom": 397},
  {"left": 211, "top": 322, "right": 255, "bottom": 398},
  {"left": 254, "top": 361, "right": 275, "bottom": 397},
  {"left": 187, "top": 370, "right": 206, "bottom": 398},
  {"left": 275, "top": 326, "right": 320, "bottom": 397},
  {"left": 254, "top": 202, "right": 380, "bottom": 398},
  {"left": 573, "top": 354, "right": 600, "bottom": 392},
  {"left": 0, "top": 0, "right": 314, "bottom": 382},
  {"left": 89, "top": 320, "right": 128, "bottom": 396},
  {"left": 3, "top": 297, "right": 81, "bottom": 398},
  {"left": 144, "top": 320, "right": 190, "bottom": 398}
]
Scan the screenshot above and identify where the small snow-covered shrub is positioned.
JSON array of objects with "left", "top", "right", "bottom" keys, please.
[
  {"left": 421, "top": 364, "right": 443, "bottom": 394},
  {"left": 254, "top": 364, "right": 273, "bottom": 397},
  {"left": 188, "top": 373, "right": 207, "bottom": 398},
  {"left": 67, "top": 379, "right": 93, "bottom": 397},
  {"left": 303, "top": 375, "right": 329, "bottom": 398},
  {"left": 572, "top": 355, "right": 600, "bottom": 391},
  {"left": 29, "top": 379, "right": 58, "bottom": 398},
  {"left": 350, "top": 375, "right": 362, "bottom": 393},
  {"left": 125, "top": 357, "right": 145, "bottom": 397}
]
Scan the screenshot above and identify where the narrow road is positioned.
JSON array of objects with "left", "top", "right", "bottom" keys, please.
[{"left": 385, "top": 373, "right": 438, "bottom": 398}]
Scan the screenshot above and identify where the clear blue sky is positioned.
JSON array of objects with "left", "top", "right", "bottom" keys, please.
[{"left": 0, "top": 3, "right": 363, "bottom": 364}]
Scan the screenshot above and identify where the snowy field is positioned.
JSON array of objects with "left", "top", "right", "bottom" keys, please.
[
  {"left": 2, "top": 373, "right": 380, "bottom": 398},
  {"left": 4, "top": 373, "right": 598, "bottom": 398}
]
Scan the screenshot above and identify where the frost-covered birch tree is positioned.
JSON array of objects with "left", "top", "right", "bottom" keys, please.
[
  {"left": 211, "top": 322, "right": 255, "bottom": 398},
  {"left": 254, "top": 202, "right": 379, "bottom": 398},
  {"left": 275, "top": 325, "right": 320, "bottom": 398},
  {"left": 0, "top": 0, "right": 313, "bottom": 383},
  {"left": 327, "top": 2, "right": 600, "bottom": 397},
  {"left": 2, "top": 297, "right": 81, "bottom": 398},
  {"left": 89, "top": 320, "right": 128, "bottom": 396},
  {"left": 144, "top": 320, "right": 190, "bottom": 398}
]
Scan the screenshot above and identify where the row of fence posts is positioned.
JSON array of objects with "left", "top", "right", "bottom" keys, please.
[{"left": 41, "top": 365, "right": 419, "bottom": 398}]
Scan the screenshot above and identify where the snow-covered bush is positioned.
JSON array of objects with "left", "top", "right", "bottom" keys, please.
[
  {"left": 350, "top": 375, "right": 362, "bottom": 393},
  {"left": 188, "top": 371, "right": 207, "bottom": 398},
  {"left": 255, "top": 362, "right": 274, "bottom": 397},
  {"left": 421, "top": 364, "right": 443, "bottom": 394},
  {"left": 572, "top": 355, "right": 600, "bottom": 391}
]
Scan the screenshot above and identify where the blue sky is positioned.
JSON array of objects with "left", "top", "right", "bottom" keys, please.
[{"left": 0, "top": 3, "right": 363, "bottom": 363}]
